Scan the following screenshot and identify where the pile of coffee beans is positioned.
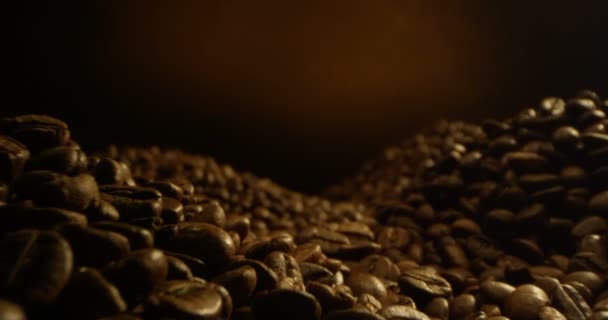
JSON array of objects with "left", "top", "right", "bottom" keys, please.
[{"left": 0, "top": 90, "right": 606, "bottom": 320}]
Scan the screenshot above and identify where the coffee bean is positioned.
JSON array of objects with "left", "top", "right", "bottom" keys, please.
[
  {"left": 0, "top": 299, "right": 27, "bottom": 320},
  {"left": 347, "top": 272, "right": 388, "bottom": 300},
  {"left": 324, "top": 309, "right": 385, "bottom": 320},
  {"left": 188, "top": 201, "right": 226, "bottom": 227},
  {"left": 252, "top": 289, "right": 321, "bottom": 320},
  {"left": 0, "top": 230, "right": 73, "bottom": 305},
  {"left": 264, "top": 251, "right": 304, "bottom": 291},
  {"left": 449, "top": 294, "right": 476, "bottom": 319},
  {"left": 424, "top": 297, "right": 449, "bottom": 320},
  {"left": 589, "top": 190, "right": 608, "bottom": 215},
  {"left": 380, "top": 305, "right": 431, "bottom": 320},
  {"left": 155, "top": 222, "right": 236, "bottom": 271},
  {"left": 11, "top": 171, "right": 100, "bottom": 211},
  {"left": 164, "top": 252, "right": 208, "bottom": 279},
  {"left": 145, "top": 279, "right": 232, "bottom": 319},
  {"left": 26, "top": 145, "right": 87, "bottom": 175},
  {"left": 165, "top": 255, "right": 193, "bottom": 280},
  {"left": 503, "top": 152, "right": 548, "bottom": 173},
  {"left": 307, "top": 281, "right": 356, "bottom": 312},
  {"left": 399, "top": 268, "right": 452, "bottom": 304},
  {"left": 57, "top": 267, "right": 127, "bottom": 318},
  {"left": 0, "top": 115, "right": 70, "bottom": 152},
  {"left": 503, "top": 284, "right": 549, "bottom": 320},
  {"left": 0, "top": 135, "right": 29, "bottom": 182},
  {"left": 230, "top": 258, "right": 279, "bottom": 292},
  {"left": 161, "top": 197, "right": 184, "bottom": 224},
  {"left": 243, "top": 234, "right": 296, "bottom": 260},
  {"left": 212, "top": 266, "right": 257, "bottom": 307},
  {"left": 59, "top": 224, "right": 130, "bottom": 267},
  {"left": 101, "top": 186, "right": 162, "bottom": 220},
  {"left": 86, "top": 199, "right": 121, "bottom": 221},
  {"left": 94, "top": 221, "right": 154, "bottom": 249}
]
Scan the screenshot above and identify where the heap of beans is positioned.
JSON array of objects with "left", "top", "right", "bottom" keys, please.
[{"left": 0, "top": 90, "right": 606, "bottom": 320}]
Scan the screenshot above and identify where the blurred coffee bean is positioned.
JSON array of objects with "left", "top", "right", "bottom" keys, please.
[
  {"left": 0, "top": 230, "right": 73, "bottom": 305},
  {"left": 0, "top": 136, "right": 29, "bottom": 182},
  {"left": 0, "top": 115, "right": 70, "bottom": 152},
  {"left": 212, "top": 266, "right": 257, "bottom": 307},
  {"left": 101, "top": 186, "right": 162, "bottom": 220},
  {"left": 59, "top": 224, "right": 130, "bottom": 267},
  {"left": 57, "top": 267, "right": 127, "bottom": 318},
  {"left": 155, "top": 222, "right": 235, "bottom": 271},
  {"left": 503, "top": 284, "right": 549, "bottom": 320},
  {"left": 94, "top": 221, "right": 154, "bottom": 249},
  {"left": 26, "top": 145, "right": 87, "bottom": 175},
  {"left": 380, "top": 305, "right": 431, "bottom": 320},
  {"left": 0, "top": 299, "right": 27, "bottom": 320},
  {"left": 164, "top": 252, "right": 208, "bottom": 279},
  {"left": 145, "top": 280, "right": 232, "bottom": 319},
  {"left": 399, "top": 268, "right": 452, "bottom": 304}
]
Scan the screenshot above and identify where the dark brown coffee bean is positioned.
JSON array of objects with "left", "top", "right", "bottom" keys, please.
[
  {"left": 0, "top": 230, "right": 73, "bottom": 305},
  {"left": 563, "top": 271, "right": 605, "bottom": 295},
  {"left": 571, "top": 216, "right": 607, "bottom": 238},
  {"left": 0, "top": 135, "right": 29, "bottom": 182},
  {"left": 11, "top": 171, "right": 100, "bottom": 212},
  {"left": 212, "top": 266, "right": 257, "bottom": 307},
  {"left": 307, "top": 281, "right": 356, "bottom": 312},
  {"left": 101, "top": 186, "right": 162, "bottom": 220},
  {"left": 0, "top": 299, "right": 27, "bottom": 320},
  {"left": 165, "top": 255, "right": 193, "bottom": 280},
  {"left": 300, "top": 262, "right": 334, "bottom": 283},
  {"left": 0, "top": 115, "right": 70, "bottom": 152},
  {"left": 347, "top": 272, "right": 388, "bottom": 300},
  {"left": 57, "top": 267, "right": 127, "bottom": 318},
  {"left": 589, "top": 190, "right": 608, "bottom": 215},
  {"left": 224, "top": 215, "right": 250, "bottom": 241},
  {"left": 552, "top": 283, "right": 591, "bottom": 320},
  {"left": 188, "top": 201, "right": 226, "bottom": 227},
  {"left": 357, "top": 255, "right": 401, "bottom": 281},
  {"left": 503, "top": 152, "right": 548, "bottom": 173},
  {"left": 264, "top": 251, "right": 304, "bottom": 291},
  {"left": 538, "top": 306, "right": 567, "bottom": 320},
  {"left": 230, "top": 258, "right": 279, "bottom": 292},
  {"left": 103, "top": 249, "right": 168, "bottom": 305},
  {"left": 243, "top": 234, "right": 296, "bottom": 260},
  {"left": 143, "top": 181, "right": 184, "bottom": 201},
  {"left": 380, "top": 305, "right": 431, "bottom": 320},
  {"left": 145, "top": 280, "right": 232, "bottom": 319},
  {"left": 94, "top": 158, "right": 133, "bottom": 186},
  {"left": 155, "top": 222, "right": 236, "bottom": 271},
  {"left": 252, "top": 288, "right": 321, "bottom": 320},
  {"left": 424, "top": 297, "right": 449, "bottom": 320},
  {"left": 161, "top": 197, "right": 184, "bottom": 224},
  {"left": 503, "top": 284, "right": 549, "bottom": 320},
  {"left": 26, "top": 145, "right": 87, "bottom": 175},
  {"left": 94, "top": 221, "right": 154, "bottom": 250},
  {"left": 165, "top": 252, "right": 208, "bottom": 279},
  {"left": 0, "top": 204, "right": 87, "bottom": 233},
  {"left": 59, "top": 224, "right": 130, "bottom": 267},
  {"left": 85, "top": 199, "right": 121, "bottom": 221},
  {"left": 450, "top": 294, "right": 476, "bottom": 320},
  {"left": 399, "top": 268, "right": 452, "bottom": 303}
]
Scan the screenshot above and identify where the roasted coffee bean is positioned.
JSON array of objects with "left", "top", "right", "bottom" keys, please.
[
  {"left": 0, "top": 299, "right": 27, "bottom": 320},
  {"left": 307, "top": 281, "right": 356, "bottom": 312},
  {"left": 165, "top": 252, "right": 208, "bottom": 278},
  {"left": 503, "top": 284, "right": 549, "bottom": 320},
  {"left": 324, "top": 309, "right": 385, "bottom": 320},
  {"left": 11, "top": 171, "right": 99, "bottom": 211},
  {"left": 101, "top": 186, "right": 162, "bottom": 220},
  {"left": 252, "top": 288, "right": 321, "bottom": 320},
  {"left": 143, "top": 181, "right": 184, "bottom": 201},
  {"left": 450, "top": 294, "right": 476, "bottom": 319},
  {"left": 59, "top": 224, "right": 130, "bottom": 267},
  {"left": 380, "top": 305, "right": 431, "bottom": 320},
  {"left": 264, "top": 251, "right": 304, "bottom": 290},
  {"left": 86, "top": 199, "right": 121, "bottom": 221},
  {"left": 94, "top": 221, "right": 154, "bottom": 249},
  {"left": 552, "top": 283, "right": 592, "bottom": 320},
  {"left": 104, "top": 249, "right": 169, "bottom": 305},
  {"left": 26, "top": 145, "right": 87, "bottom": 175},
  {"left": 230, "top": 258, "right": 279, "bottom": 292},
  {"left": 164, "top": 255, "right": 193, "bottom": 280},
  {"left": 300, "top": 262, "right": 334, "bottom": 283},
  {"left": 356, "top": 255, "right": 401, "bottom": 281},
  {"left": 145, "top": 280, "right": 232, "bottom": 319},
  {"left": 589, "top": 190, "right": 608, "bottom": 215},
  {"left": 155, "top": 222, "right": 236, "bottom": 271},
  {"left": 243, "top": 234, "right": 295, "bottom": 260},
  {"left": 212, "top": 266, "right": 257, "bottom": 307},
  {"left": 57, "top": 267, "right": 127, "bottom": 318},
  {"left": 0, "top": 135, "right": 29, "bottom": 182},
  {"left": 347, "top": 272, "right": 388, "bottom": 299},
  {"left": 424, "top": 297, "right": 449, "bottom": 320},
  {"left": 0, "top": 115, "right": 70, "bottom": 152},
  {"left": 161, "top": 197, "right": 184, "bottom": 224},
  {"left": 399, "top": 268, "right": 452, "bottom": 304},
  {"left": 0, "top": 230, "right": 73, "bottom": 305}
]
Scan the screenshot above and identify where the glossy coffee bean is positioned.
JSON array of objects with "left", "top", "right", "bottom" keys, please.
[{"left": 145, "top": 280, "right": 232, "bottom": 319}]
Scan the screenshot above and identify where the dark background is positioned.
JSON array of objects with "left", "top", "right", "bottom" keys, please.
[{"left": 5, "top": 1, "right": 608, "bottom": 193}]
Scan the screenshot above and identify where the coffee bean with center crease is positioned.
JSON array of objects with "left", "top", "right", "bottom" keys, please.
[
  {"left": 0, "top": 299, "right": 27, "bottom": 320},
  {"left": 212, "top": 266, "right": 257, "bottom": 307},
  {"left": 264, "top": 251, "right": 305, "bottom": 291},
  {"left": 380, "top": 305, "right": 431, "bottom": 320},
  {"left": 155, "top": 222, "right": 236, "bottom": 272},
  {"left": 93, "top": 221, "right": 154, "bottom": 249},
  {"left": 100, "top": 185, "right": 163, "bottom": 220},
  {"left": 25, "top": 145, "right": 88, "bottom": 175},
  {"left": 10, "top": 171, "right": 99, "bottom": 211},
  {"left": 0, "top": 135, "right": 29, "bottom": 182},
  {"left": 0, "top": 115, "right": 70, "bottom": 152},
  {"left": 145, "top": 279, "right": 232, "bottom": 319},
  {"left": 0, "top": 230, "right": 73, "bottom": 305},
  {"left": 56, "top": 267, "right": 127, "bottom": 319},
  {"left": 165, "top": 255, "right": 194, "bottom": 280},
  {"left": 164, "top": 252, "right": 208, "bottom": 279},
  {"left": 503, "top": 284, "right": 549, "bottom": 320},
  {"left": 399, "top": 268, "right": 452, "bottom": 305}
]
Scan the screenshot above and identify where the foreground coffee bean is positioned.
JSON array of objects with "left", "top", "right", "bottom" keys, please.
[
  {"left": 0, "top": 298, "right": 27, "bottom": 320},
  {"left": 145, "top": 280, "right": 232, "bottom": 319},
  {"left": 0, "top": 230, "right": 73, "bottom": 305},
  {"left": 399, "top": 268, "right": 452, "bottom": 303},
  {"left": 0, "top": 115, "right": 70, "bottom": 152},
  {"left": 503, "top": 284, "right": 549, "bottom": 320}
]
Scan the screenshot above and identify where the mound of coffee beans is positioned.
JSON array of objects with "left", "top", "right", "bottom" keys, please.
[{"left": 0, "top": 90, "right": 606, "bottom": 320}]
